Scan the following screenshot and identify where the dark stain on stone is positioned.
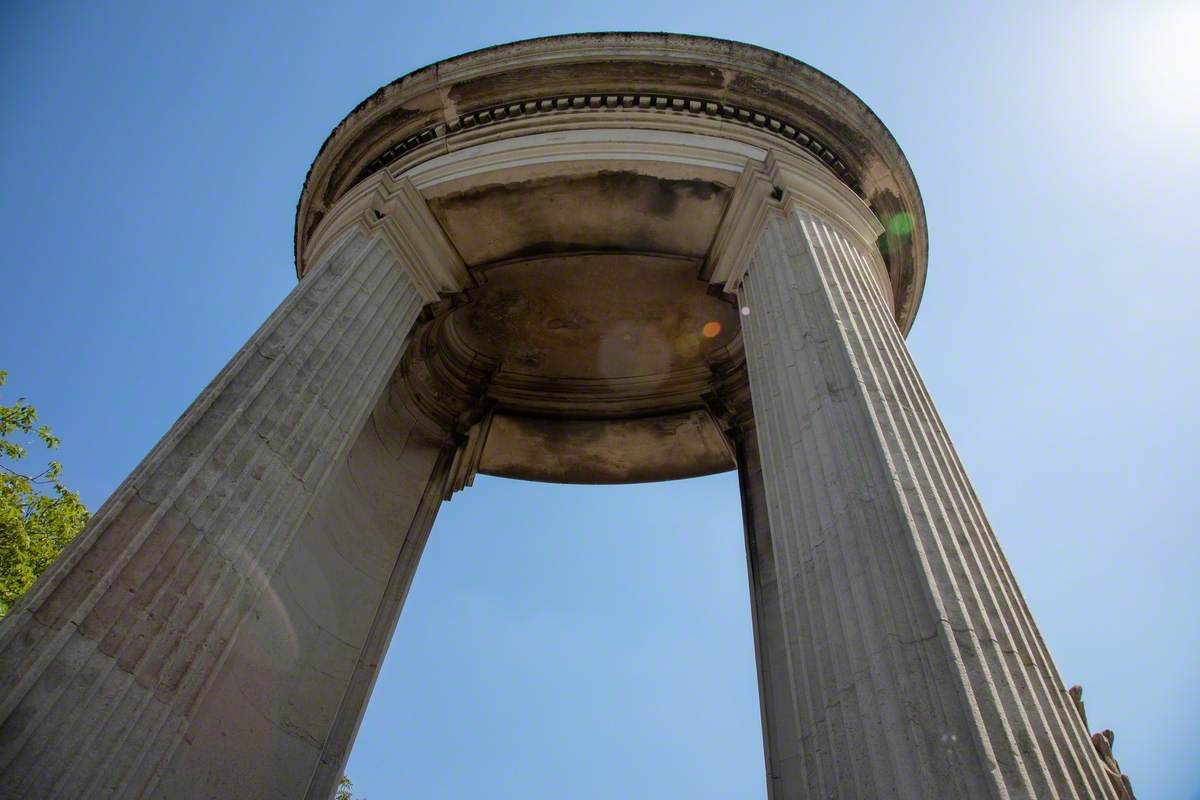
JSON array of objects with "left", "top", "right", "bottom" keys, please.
[
  {"left": 868, "top": 186, "right": 916, "bottom": 323},
  {"left": 434, "top": 171, "right": 723, "bottom": 214},
  {"left": 546, "top": 313, "right": 588, "bottom": 330},
  {"left": 506, "top": 241, "right": 628, "bottom": 260},
  {"left": 447, "top": 61, "right": 726, "bottom": 111},
  {"left": 429, "top": 171, "right": 728, "bottom": 262},
  {"left": 303, "top": 210, "right": 325, "bottom": 247},
  {"left": 510, "top": 349, "right": 547, "bottom": 369},
  {"left": 727, "top": 73, "right": 873, "bottom": 161},
  {"left": 483, "top": 412, "right": 732, "bottom": 484},
  {"left": 323, "top": 105, "right": 431, "bottom": 205}
]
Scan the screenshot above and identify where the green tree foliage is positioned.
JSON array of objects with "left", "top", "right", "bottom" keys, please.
[
  {"left": 336, "top": 775, "right": 364, "bottom": 800},
  {"left": 0, "top": 371, "right": 89, "bottom": 617}
]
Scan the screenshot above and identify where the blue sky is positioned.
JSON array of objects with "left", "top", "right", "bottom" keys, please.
[{"left": 2, "top": 2, "right": 1197, "bottom": 798}]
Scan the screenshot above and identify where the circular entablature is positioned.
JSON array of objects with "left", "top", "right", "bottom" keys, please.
[{"left": 296, "top": 32, "right": 926, "bottom": 331}]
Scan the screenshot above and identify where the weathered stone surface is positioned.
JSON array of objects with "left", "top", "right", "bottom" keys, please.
[
  {"left": 1070, "top": 685, "right": 1137, "bottom": 799},
  {"left": 0, "top": 32, "right": 1127, "bottom": 800},
  {"left": 0, "top": 231, "right": 439, "bottom": 798},
  {"left": 297, "top": 34, "right": 926, "bottom": 334},
  {"left": 737, "top": 206, "right": 1119, "bottom": 798},
  {"left": 297, "top": 43, "right": 917, "bottom": 483},
  {"left": 152, "top": 398, "right": 449, "bottom": 800}
]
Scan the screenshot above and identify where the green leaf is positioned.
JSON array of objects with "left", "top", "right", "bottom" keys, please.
[{"left": 0, "top": 371, "right": 88, "bottom": 618}]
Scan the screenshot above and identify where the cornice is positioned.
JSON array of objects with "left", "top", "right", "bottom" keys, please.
[
  {"left": 357, "top": 91, "right": 864, "bottom": 197},
  {"left": 402, "top": 127, "right": 765, "bottom": 190},
  {"left": 294, "top": 35, "right": 927, "bottom": 334},
  {"left": 307, "top": 126, "right": 893, "bottom": 326}
]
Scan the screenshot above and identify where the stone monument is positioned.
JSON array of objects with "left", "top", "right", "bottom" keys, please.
[{"left": 0, "top": 33, "right": 1128, "bottom": 799}]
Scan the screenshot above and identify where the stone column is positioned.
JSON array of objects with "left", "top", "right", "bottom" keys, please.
[
  {"left": 0, "top": 229, "right": 450, "bottom": 798},
  {"left": 153, "top": 395, "right": 452, "bottom": 800},
  {"left": 737, "top": 205, "right": 1118, "bottom": 798}
]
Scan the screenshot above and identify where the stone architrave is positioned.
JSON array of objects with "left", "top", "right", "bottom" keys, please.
[{"left": 0, "top": 33, "right": 1127, "bottom": 799}]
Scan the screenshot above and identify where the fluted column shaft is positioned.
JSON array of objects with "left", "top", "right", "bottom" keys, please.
[
  {"left": 0, "top": 230, "right": 440, "bottom": 798},
  {"left": 738, "top": 207, "right": 1115, "bottom": 799}
]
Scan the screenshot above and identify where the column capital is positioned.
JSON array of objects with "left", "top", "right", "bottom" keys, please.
[
  {"left": 705, "top": 150, "right": 884, "bottom": 294},
  {"left": 303, "top": 172, "right": 469, "bottom": 303}
]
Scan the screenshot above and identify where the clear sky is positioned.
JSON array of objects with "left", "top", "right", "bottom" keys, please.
[{"left": 2, "top": 2, "right": 1197, "bottom": 798}]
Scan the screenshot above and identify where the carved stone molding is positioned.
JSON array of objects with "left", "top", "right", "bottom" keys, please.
[
  {"left": 388, "top": 306, "right": 498, "bottom": 444},
  {"left": 304, "top": 173, "right": 469, "bottom": 300},
  {"left": 444, "top": 407, "right": 495, "bottom": 500},
  {"left": 704, "top": 150, "right": 886, "bottom": 295},
  {"left": 296, "top": 34, "right": 928, "bottom": 335},
  {"left": 356, "top": 92, "right": 864, "bottom": 197},
  {"left": 299, "top": 126, "right": 894, "bottom": 485}
]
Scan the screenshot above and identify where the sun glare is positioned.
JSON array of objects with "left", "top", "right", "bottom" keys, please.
[{"left": 1122, "top": 5, "right": 1200, "bottom": 134}]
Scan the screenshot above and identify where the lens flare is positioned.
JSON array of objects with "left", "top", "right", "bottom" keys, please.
[
  {"left": 674, "top": 332, "right": 700, "bottom": 359},
  {"left": 887, "top": 212, "right": 914, "bottom": 237},
  {"left": 701, "top": 321, "right": 722, "bottom": 338}
]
